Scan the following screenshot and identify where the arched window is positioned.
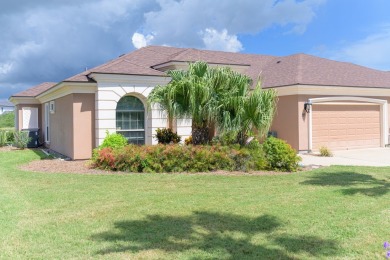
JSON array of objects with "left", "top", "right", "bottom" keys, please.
[{"left": 116, "top": 96, "right": 145, "bottom": 145}]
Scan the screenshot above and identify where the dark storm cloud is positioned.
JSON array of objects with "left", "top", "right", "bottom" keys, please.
[{"left": 0, "top": 0, "right": 158, "bottom": 100}]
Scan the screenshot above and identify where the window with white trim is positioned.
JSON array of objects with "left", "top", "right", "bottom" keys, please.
[
  {"left": 116, "top": 96, "right": 145, "bottom": 145},
  {"left": 22, "top": 107, "right": 38, "bottom": 129}
]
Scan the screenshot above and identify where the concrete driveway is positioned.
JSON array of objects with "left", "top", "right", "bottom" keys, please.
[{"left": 300, "top": 147, "right": 390, "bottom": 167}]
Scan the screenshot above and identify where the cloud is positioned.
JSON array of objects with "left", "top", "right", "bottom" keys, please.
[
  {"left": 137, "top": 0, "right": 324, "bottom": 48},
  {"left": 0, "top": 0, "right": 324, "bottom": 100},
  {"left": 0, "top": 0, "right": 158, "bottom": 99},
  {"left": 132, "top": 33, "right": 155, "bottom": 49},
  {"left": 200, "top": 28, "right": 243, "bottom": 52},
  {"left": 331, "top": 25, "right": 390, "bottom": 71}
]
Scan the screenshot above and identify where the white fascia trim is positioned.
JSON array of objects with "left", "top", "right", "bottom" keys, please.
[
  {"left": 9, "top": 97, "right": 41, "bottom": 105},
  {"left": 89, "top": 73, "right": 172, "bottom": 85},
  {"left": 306, "top": 96, "right": 388, "bottom": 151},
  {"left": 275, "top": 84, "right": 390, "bottom": 97},
  {"left": 308, "top": 96, "right": 388, "bottom": 105},
  {"left": 37, "top": 82, "right": 97, "bottom": 103}
]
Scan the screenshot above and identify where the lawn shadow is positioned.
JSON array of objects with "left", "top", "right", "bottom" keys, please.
[
  {"left": 92, "top": 211, "right": 340, "bottom": 259},
  {"left": 29, "top": 148, "right": 53, "bottom": 160},
  {"left": 300, "top": 170, "right": 389, "bottom": 196}
]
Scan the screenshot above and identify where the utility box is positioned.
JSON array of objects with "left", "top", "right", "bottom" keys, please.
[
  {"left": 268, "top": 131, "right": 277, "bottom": 138},
  {"left": 23, "top": 129, "right": 40, "bottom": 148}
]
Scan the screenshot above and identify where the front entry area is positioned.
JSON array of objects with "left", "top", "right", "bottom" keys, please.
[{"left": 312, "top": 103, "right": 381, "bottom": 150}]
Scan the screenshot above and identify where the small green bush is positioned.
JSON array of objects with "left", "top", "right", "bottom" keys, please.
[
  {"left": 6, "top": 130, "right": 15, "bottom": 143},
  {"left": 319, "top": 146, "right": 333, "bottom": 157},
  {"left": 13, "top": 131, "right": 31, "bottom": 149},
  {"left": 0, "top": 130, "right": 7, "bottom": 146},
  {"left": 99, "top": 131, "right": 128, "bottom": 149},
  {"left": 247, "top": 138, "right": 261, "bottom": 150},
  {"left": 262, "top": 137, "right": 301, "bottom": 172},
  {"left": 155, "top": 128, "right": 181, "bottom": 144}
]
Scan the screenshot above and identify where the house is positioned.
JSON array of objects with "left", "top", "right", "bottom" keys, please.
[
  {"left": 9, "top": 46, "right": 390, "bottom": 159},
  {"left": 0, "top": 100, "right": 14, "bottom": 115}
]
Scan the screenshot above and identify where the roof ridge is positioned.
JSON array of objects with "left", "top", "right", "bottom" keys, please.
[{"left": 121, "top": 59, "right": 164, "bottom": 73}]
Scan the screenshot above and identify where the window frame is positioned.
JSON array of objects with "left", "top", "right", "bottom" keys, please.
[{"left": 116, "top": 96, "right": 146, "bottom": 145}]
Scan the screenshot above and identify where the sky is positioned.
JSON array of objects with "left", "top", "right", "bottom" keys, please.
[{"left": 1, "top": 0, "right": 390, "bottom": 101}]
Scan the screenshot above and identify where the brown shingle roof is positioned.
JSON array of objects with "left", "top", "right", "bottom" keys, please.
[
  {"left": 261, "top": 53, "right": 390, "bottom": 88},
  {"left": 12, "top": 82, "right": 57, "bottom": 97},
  {"left": 15, "top": 46, "right": 390, "bottom": 98}
]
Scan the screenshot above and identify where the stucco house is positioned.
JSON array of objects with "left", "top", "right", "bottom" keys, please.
[
  {"left": 0, "top": 100, "right": 15, "bottom": 115},
  {"left": 9, "top": 46, "right": 390, "bottom": 159}
]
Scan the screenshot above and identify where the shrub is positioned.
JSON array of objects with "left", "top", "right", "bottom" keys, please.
[
  {"left": 13, "top": 131, "right": 31, "bottom": 149},
  {"left": 246, "top": 138, "right": 261, "bottom": 150},
  {"left": 0, "top": 130, "right": 7, "bottom": 146},
  {"left": 99, "top": 131, "right": 128, "bottom": 149},
  {"left": 155, "top": 128, "right": 181, "bottom": 144},
  {"left": 319, "top": 146, "right": 333, "bottom": 157},
  {"left": 262, "top": 137, "right": 301, "bottom": 172},
  {"left": 184, "top": 136, "right": 192, "bottom": 145},
  {"left": 91, "top": 144, "right": 269, "bottom": 173}
]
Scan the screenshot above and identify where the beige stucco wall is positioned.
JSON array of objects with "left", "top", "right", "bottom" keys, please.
[
  {"left": 270, "top": 95, "right": 300, "bottom": 150},
  {"left": 72, "top": 93, "right": 95, "bottom": 159},
  {"left": 46, "top": 93, "right": 95, "bottom": 160},
  {"left": 48, "top": 94, "right": 74, "bottom": 158}
]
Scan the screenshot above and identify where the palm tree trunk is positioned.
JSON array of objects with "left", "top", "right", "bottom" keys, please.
[{"left": 192, "top": 126, "right": 210, "bottom": 145}]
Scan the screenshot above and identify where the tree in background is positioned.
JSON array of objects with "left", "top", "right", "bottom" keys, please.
[{"left": 0, "top": 112, "right": 15, "bottom": 129}]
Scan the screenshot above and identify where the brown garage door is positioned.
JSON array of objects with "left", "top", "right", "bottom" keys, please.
[{"left": 312, "top": 104, "right": 381, "bottom": 150}]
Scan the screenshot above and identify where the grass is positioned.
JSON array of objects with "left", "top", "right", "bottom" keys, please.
[{"left": 0, "top": 149, "right": 389, "bottom": 259}]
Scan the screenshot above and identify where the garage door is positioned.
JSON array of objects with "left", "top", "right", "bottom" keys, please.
[{"left": 312, "top": 104, "right": 381, "bottom": 150}]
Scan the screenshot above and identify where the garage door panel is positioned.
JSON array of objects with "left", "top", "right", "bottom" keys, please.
[{"left": 312, "top": 104, "right": 380, "bottom": 150}]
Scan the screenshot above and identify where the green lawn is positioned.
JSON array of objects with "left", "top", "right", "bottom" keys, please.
[{"left": 1, "top": 149, "right": 389, "bottom": 259}]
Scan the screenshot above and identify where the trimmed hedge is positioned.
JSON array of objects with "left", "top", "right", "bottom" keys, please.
[{"left": 92, "top": 144, "right": 267, "bottom": 173}]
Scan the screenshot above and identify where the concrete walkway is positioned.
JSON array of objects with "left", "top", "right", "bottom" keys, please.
[{"left": 300, "top": 147, "right": 390, "bottom": 167}]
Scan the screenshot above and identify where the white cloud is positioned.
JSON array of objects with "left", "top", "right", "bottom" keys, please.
[
  {"left": 140, "top": 0, "right": 325, "bottom": 48},
  {"left": 201, "top": 28, "right": 243, "bottom": 52},
  {"left": 131, "top": 32, "right": 155, "bottom": 49},
  {"left": 0, "top": 0, "right": 325, "bottom": 99},
  {"left": 0, "top": 63, "right": 13, "bottom": 75},
  {"left": 331, "top": 25, "right": 390, "bottom": 71}
]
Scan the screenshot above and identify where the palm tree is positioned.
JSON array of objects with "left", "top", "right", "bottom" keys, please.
[
  {"left": 148, "top": 62, "right": 214, "bottom": 144},
  {"left": 148, "top": 61, "right": 278, "bottom": 146},
  {"left": 215, "top": 73, "right": 278, "bottom": 145},
  {"left": 173, "top": 62, "right": 215, "bottom": 144}
]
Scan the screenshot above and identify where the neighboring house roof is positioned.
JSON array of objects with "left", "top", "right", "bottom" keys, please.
[
  {"left": 11, "top": 46, "right": 390, "bottom": 98},
  {"left": 0, "top": 100, "right": 14, "bottom": 107},
  {"left": 12, "top": 82, "right": 57, "bottom": 97}
]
